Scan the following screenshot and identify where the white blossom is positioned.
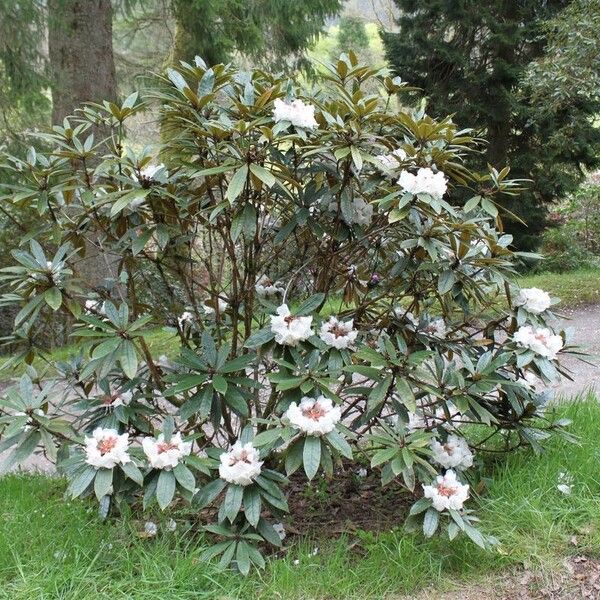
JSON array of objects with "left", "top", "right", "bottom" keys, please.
[
  {"left": 142, "top": 432, "right": 192, "bottom": 470},
  {"left": 557, "top": 471, "right": 574, "bottom": 495},
  {"left": 270, "top": 304, "right": 313, "bottom": 346},
  {"left": 144, "top": 521, "right": 158, "bottom": 536},
  {"left": 430, "top": 435, "right": 473, "bottom": 470},
  {"left": 273, "top": 98, "right": 318, "bottom": 129},
  {"left": 273, "top": 522, "right": 286, "bottom": 541},
  {"left": 397, "top": 167, "right": 448, "bottom": 200},
  {"left": 513, "top": 325, "right": 563, "bottom": 360},
  {"left": 319, "top": 316, "right": 358, "bottom": 350},
  {"left": 166, "top": 519, "right": 177, "bottom": 532},
  {"left": 219, "top": 441, "right": 263, "bottom": 486},
  {"left": 328, "top": 197, "right": 374, "bottom": 226},
  {"left": 255, "top": 275, "right": 285, "bottom": 297},
  {"left": 394, "top": 308, "right": 419, "bottom": 329},
  {"left": 284, "top": 395, "right": 341, "bottom": 436},
  {"left": 423, "top": 470, "right": 470, "bottom": 512},
  {"left": 140, "top": 163, "right": 165, "bottom": 180},
  {"left": 178, "top": 311, "right": 194, "bottom": 327},
  {"left": 375, "top": 148, "right": 407, "bottom": 171},
  {"left": 85, "top": 299, "right": 106, "bottom": 315},
  {"left": 84, "top": 428, "right": 131, "bottom": 469},
  {"left": 515, "top": 287, "right": 551, "bottom": 314},
  {"left": 201, "top": 298, "right": 228, "bottom": 317},
  {"left": 344, "top": 197, "right": 373, "bottom": 226}
]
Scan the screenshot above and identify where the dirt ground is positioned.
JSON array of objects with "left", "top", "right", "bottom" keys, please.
[{"left": 401, "top": 556, "right": 600, "bottom": 599}]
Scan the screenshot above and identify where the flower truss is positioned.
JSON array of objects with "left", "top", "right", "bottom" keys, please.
[{"left": 0, "top": 52, "right": 575, "bottom": 573}]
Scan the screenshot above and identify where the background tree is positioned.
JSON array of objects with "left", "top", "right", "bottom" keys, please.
[
  {"left": 382, "top": 0, "right": 600, "bottom": 250},
  {"left": 48, "top": 0, "right": 118, "bottom": 125},
  {"left": 0, "top": 1, "right": 49, "bottom": 144},
  {"left": 171, "top": 0, "right": 343, "bottom": 70},
  {"left": 336, "top": 15, "right": 369, "bottom": 55}
]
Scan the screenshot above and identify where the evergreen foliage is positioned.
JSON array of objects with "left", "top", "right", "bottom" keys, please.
[{"left": 382, "top": 0, "right": 600, "bottom": 250}]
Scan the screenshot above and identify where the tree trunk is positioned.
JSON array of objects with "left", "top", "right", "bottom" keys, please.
[
  {"left": 48, "top": 0, "right": 121, "bottom": 313},
  {"left": 48, "top": 0, "right": 117, "bottom": 124}
]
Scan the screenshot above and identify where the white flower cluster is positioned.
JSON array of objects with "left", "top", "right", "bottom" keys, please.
[
  {"left": 219, "top": 441, "right": 263, "bottom": 486},
  {"left": 515, "top": 287, "right": 551, "bottom": 314},
  {"left": 513, "top": 325, "right": 563, "bottom": 360},
  {"left": 375, "top": 148, "right": 407, "bottom": 171},
  {"left": 85, "top": 299, "right": 106, "bottom": 315},
  {"left": 203, "top": 298, "right": 228, "bottom": 317},
  {"left": 430, "top": 435, "right": 473, "bottom": 470},
  {"left": 273, "top": 98, "right": 317, "bottom": 129},
  {"left": 84, "top": 428, "right": 131, "bottom": 469},
  {"left": 344, "top": 197, "right": 373, "bottom": 226},
  {"left": 319, "top": 316, "right": 358, "bottom": 349},
  {"left": 328, "top": 197, "right": 374, "bottom": 226},
  {"left": 270, "top": 304, "right": 313, "bottom": 346},
  {"left": 397, "top": 167, "right": 448, "bottom": 200},
  {"left": 284, "top": 395, "right": 342, "bottom": 436},
  {"left": 423, "top": 470, "right": 470, "bottom": 512},
  {"left": 178, "top": 311, "right": 194, "bottom": 327},
  {"left": 142, "top": 432, "right": 192, "bottom": 470},
  {"left": 255, "top": 275, "right": 285, "bottom": 298}
]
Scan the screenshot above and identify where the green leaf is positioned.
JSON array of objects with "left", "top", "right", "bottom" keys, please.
[
  {"left": 119, "top": 341, "right": 138, "bottom": 379},
  {"left": 0, "top": 430, "right": 41, "bottom": 475},
  {"left": 212, "top": 375, "right": 228, "bottom": 395},
  {"left": 226, "top": 165, "right": 249, "bottom": 202},
  {"left": 284, "top": 439, "right": 304, "bottom": 475},
  {"left": 194, "top": 478, "right": 227, "bottom": 508},
  {"left": 220, "top": 353, "right": 255, "bottom": 373},
  {"left": 156, "top": 469, "right": 176, "bottom": 510},
  {"left": 167, "top": 68, "right": 189, "bottom": 92},
  {"left": 164, "top": 374, "right": 208, "bottom": 396},
  {"left": 295, "top": 293, "right": 325, "bottom": 316},
  {"left": 94, "top": 468, "right": 113, "bottom": 500},
  {"left": 243, "top": 485, "right": 261, "bottom": 527},
  {"left": 253, "top": 428, "right": 284, "bottom": 447},
  {"left": 325, "top": 430, "right": 352, "bottom": 459},
  {"left": 303, "top": 436, "right": 321, "bottom": 480},
  {"left": 44, "top": 287, "right": 62, "bottom": 310},
  {"left": 244, "top": 327, "right": 275, "bottom": 348},
  {"left": 236, "top": 540, "right": 251, "bottom": 575},
  {"left": 257, "top": 518, "right": 282, "bottom": 547},
  {"left": 173, "top": 463, "right": 196, "bottom": 492},
  {"left": 223, "top": 483, "right": 244, "bottom": 522},
  {"left": 110, "top": 189, "right": 150, "bottom": 216},
  {"left": 249, "top": 163, "right": 276, "bottom": 187},
  {"left": 121, "top": 461, "right": 144, "bottom": 486},
  {"left": 67, "top": 467, "right": 96, "bottom": 498},
  {"left": 350, "top": 146, "right": 363, "bottom": 172},
  {"left": 423, "top": 508, "right": 439, "bottom": 538},
  {"left": 437, "top": 270, "right": 456, "bottom": 295},
  {"left": 367, "top": 376, "right": 392, "bottom": 413}
]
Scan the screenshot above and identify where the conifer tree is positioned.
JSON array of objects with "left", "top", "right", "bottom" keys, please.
[{"left": 382, "top": 0, "right": 600, "bottom": 250}]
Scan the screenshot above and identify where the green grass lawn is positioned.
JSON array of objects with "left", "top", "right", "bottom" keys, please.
[
  {"left": 519, "top": 267, "right": 600, "bottom": 307},
  {"left": 1, "top": 397, "right": 599, "bottom": 599}
]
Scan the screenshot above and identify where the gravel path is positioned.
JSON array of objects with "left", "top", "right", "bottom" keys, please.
[{"left": 552, "top": 304, "right": 599, "bottom": 397}]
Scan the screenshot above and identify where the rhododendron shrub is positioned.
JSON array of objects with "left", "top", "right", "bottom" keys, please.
[{"left": 0, "top": 54, "right": 573, "bottom": 573}]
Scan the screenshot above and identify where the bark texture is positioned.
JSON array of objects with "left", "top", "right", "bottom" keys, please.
[{"left": 48, "top": 0, "right": 117, "bottom": 124}]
